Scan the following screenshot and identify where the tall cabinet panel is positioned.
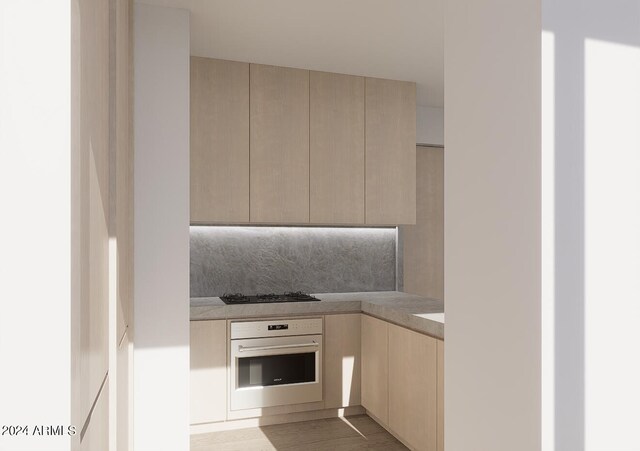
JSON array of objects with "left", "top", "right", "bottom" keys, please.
[
  {"left": 361, "top": 314, "right": 389, "bottom": 423},
  {"left": 309, "top": 71, "right": 365, "bottom": 223},
  {"left": 79, "top": 382, "right": 109, "bottom": 451},
  {"left": 191, "top": 57, "right": 250, "bottom": 223},
  {"left": 402, "top": 146, "right": 444, "bottom": 299},
  {"left": 437, "top": 339, "right": 445, "bottom": 451},
  {"left": 324, "top": 313, "right": 362, "bottom": 408},
  {"left": 365, "top": 78, "right": 416, "bottom": 225},
  {"left": 250, "top": 64, "right": 310, "bottom": 223},
  {"left": 190, "top": 320, "right": 227, "bottom": 424},
  {"left": 72, "top": 0, "right": 110, "bottom": 442},
  {"left": 388, "top": 324, "right": 438, "bottom": 451}
]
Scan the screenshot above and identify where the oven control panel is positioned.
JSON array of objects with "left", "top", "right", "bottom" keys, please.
[
  {"left": 268, "top": 324, "right": 288, "bottom": 331},
  {"left": 230, "top": 317, "right": 323, "bottom": 339}
]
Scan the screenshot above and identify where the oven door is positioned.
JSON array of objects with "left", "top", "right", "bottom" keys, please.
[{"left": 230, "top": 334, "right": 323, "bottom": 411}]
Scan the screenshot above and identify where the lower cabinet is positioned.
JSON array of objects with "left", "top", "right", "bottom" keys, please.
[
  {"left": 190, "top": 320, "right": 226, "bottom": 424},
  {"left": 324, "top": 314, "right": 361, "bottom": 408},
  {"left": 361, "top": 314, "right": 389, "bottom": 423},
  {"left": 361, "top": 314, "right": 443, "bottom": 451},
  {"left": 437, "top": 339, "right": 444, "bottom": 451},
  {"left": 389, "top": 323, "right": 438, "bottom": 451},
  {"left": 188, "top": 314, "right": 444, "bottom": 449}
]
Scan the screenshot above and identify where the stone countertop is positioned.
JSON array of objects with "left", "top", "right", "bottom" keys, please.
[{"left": 190, "top": 291, "right": 444, "bottom": 339}]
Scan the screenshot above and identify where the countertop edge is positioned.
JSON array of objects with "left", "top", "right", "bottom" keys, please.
[{"left": 189, "top": 292, "right": 444, "bottom": 340}]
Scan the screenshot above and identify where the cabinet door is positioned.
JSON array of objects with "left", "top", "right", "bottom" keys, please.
[
  {"left": 310, "top": 71, "right": 365, "bottom": 224},
  {"left": 190, "top": 57, "right": 250, "bottom": 223},
  {"left": 190, "top": 320, "right": 227, "bottom": 424},
  {"left": 402, "top": 146, "right": 444, "bottom": 299},
  {"left": 325, "top": 314, "right": 361, "bottom": 408},
  {"left": 365, "top": 78, "right": 416, "bottom": 225},
  {"left": 437, "top": 339, "right": 444, "bottom": 451},
  {"left": 250, "top": 64, "right": 309, "bottom": 223},
  {"left": 361, "top": 314, "right": 388, "bottom": 423},
  {"left": 80, "top": 383, "right": 108, "bottom": 451},
  {"left": 388, "top": 324, "right": 438, "bottom": 451}
]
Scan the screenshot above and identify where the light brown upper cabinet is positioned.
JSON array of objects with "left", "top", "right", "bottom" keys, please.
[
  {"left": 250, "top": 64, "right": 310, "bottom": 223},
  {"left": 190, "top": 58, "right": 416, "bottom": 225},
  {"left": 310, "top": 71, "right": 365, "bottom": 224},
  {"left": 365, "top": 78, "right": 417, "bottom": 225},
  {"left": 190, "top": 57, "right": 250, "bottom": 223}
]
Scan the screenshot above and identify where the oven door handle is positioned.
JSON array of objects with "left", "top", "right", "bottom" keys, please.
[{"left": 237, "top": 341, "right": 319, "bottom": 353}]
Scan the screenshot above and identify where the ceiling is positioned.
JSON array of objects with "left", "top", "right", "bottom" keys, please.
[{"left": 142, "top": 0, "right": 444, "bottom": 107}]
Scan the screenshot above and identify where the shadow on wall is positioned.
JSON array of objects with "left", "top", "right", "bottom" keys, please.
[{"left": 543, "top": 1, "right": 640, "bottom": 449}]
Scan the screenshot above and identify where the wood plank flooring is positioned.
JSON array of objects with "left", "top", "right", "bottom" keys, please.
[{"left": 191, "top": 415, "right": 408, "bottom": 451}]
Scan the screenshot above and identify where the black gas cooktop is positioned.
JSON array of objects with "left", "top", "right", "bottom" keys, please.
[{"left": 220, "top": 291, "right": 320, "bottom": 305}]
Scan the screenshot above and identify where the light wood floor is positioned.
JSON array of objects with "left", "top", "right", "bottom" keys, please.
[{"left": 191, "top": 415, "right": 408, "bottom": 451}]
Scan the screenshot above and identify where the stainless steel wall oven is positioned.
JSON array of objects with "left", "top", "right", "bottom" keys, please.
[{"left": 229, "top": 317, "right": 323, "bottom": 410}]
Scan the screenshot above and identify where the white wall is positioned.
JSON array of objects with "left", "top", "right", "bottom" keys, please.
[
  {"left": 444, "top": 1, "right": 541, "bottom": 450},
  {"left": 417, "top": 106, "right": 444, "bottom": 146},
  {"left": 0, "top": 2, "right": 71, "bottom": 450},
  {"left": 542, "top": 2, "right": 640, "bottom": 450},
  {"left": 134, "top": 4, "right": 190, "bottom": 451}
]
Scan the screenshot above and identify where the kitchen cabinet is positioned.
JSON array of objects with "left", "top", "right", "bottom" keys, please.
[
  {"left": 361, "top": 314, "right": 389, "bottom": 423},
  {"left": 189, "top": 58, "right": 417, "bottom": 225},
  {"left": 190, "top": 57, "right": 250, "bottom": 223},
  {"left": 388, "top": 323, "right": 438, "bottom": 451},
  {"left": 361, "top": 314, "right": 443, "bottom": 451},
  {"left": 250, "top": 64, "right": 310, "bottom": 223},
  {"left": 76, "top": 6, "right": 110, "bottom": 429},
  {"left": 402, "top": 146, "right": 444, "bottom": 299},
  {"left": 437, "top": 339, "right": 444, "bottom": 451},
  {"left": 80, "top": 383, "right": 108, "bottom": 451},
  {"left": 324, "top": 314, "right": 362, "bottom": 408},
  {"left": 117, "top": 331, "right": 130, "bottom": 451},
  {"left": 186, "top": 313, "right": 443, "bottom": 442},
  {"left": 365, "top": 77, "right": 416, "bottom": 225},
  {"left": 190, "top": 320, "right": 227, "bottom": 424},
  {"left": 310, "top": 71, "right": 365, "bottom": 224}
]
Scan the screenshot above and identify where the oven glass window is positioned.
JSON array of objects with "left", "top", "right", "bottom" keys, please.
[{"left": 237, "top": 352, "right": 315, "bottom": 388}]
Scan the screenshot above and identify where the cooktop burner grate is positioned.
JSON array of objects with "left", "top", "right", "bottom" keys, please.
[{"left": 220, "top": 292, "right": 320, "bottom": 305}]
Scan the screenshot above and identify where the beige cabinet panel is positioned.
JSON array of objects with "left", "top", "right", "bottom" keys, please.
[
  {"left": 81, "top": 145, "right": 110, "bottom": 425},
  {"left": 324, "top": 314, "right": 362, "bottom": 408},
  {"left": 310, "top": 71, "right": 365, "bottom": 223},
  {"left": 365, "top": 77, "right": 416, "bottom": 225},
  {"left": 190, "top": 320, "right": 227, "bottom": 424},
  {"left": 115, "top": 0, "right": 134, "bottom": 342},
  {"left": 72, "top": 0, "right": 110, "bottom": 426},
  {"left": 80, "top": 381, "right": 109, "bottom": 451},
  {"left": 191, "top": 57, "right": 250, "bottom": 223},
  {"left": 437, "top": 339, "right": 444, "bottom": 451},
  {"left": 361, "top": 314, "right": 388, "bottom": 423},
  {"left": 402, "top": 146, "right": 444, "bottom": 299},
  {"left": 117, "top": 331, "right": 131, "bottom": 451},
  {"left": 388, "top": 324, "right": 438, "bottom": 451},
  {"left": 250, "top": 64, "right": 309, "bottom": 223}
]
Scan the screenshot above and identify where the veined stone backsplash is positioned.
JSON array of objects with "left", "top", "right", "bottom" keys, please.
[{"left": 190, "top": 226, "right": 397, "bottom": 297}]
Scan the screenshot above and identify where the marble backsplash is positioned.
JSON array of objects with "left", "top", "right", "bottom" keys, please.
[{"left": 190, "top": 226, "right": 397, "bottom": 297}]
